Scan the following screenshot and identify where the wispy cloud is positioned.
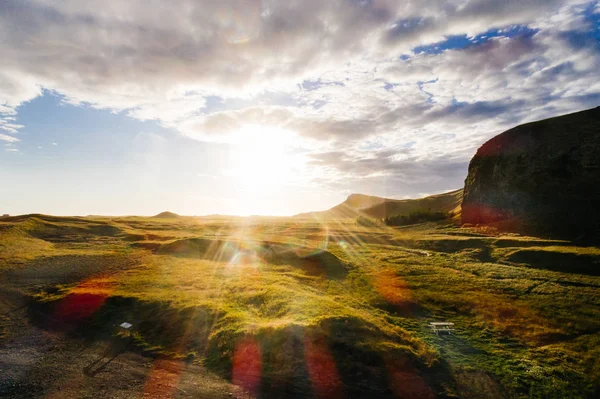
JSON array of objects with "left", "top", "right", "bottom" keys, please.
[
  {"left": 0, "top": 133, "right": 20, "bottom": 143},
  {"left": 0, "top": 120, "right": 24, "bottom": 133}
]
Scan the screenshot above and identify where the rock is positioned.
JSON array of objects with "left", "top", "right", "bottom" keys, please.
[{"left": 461, "top": 106, "right": 600, "bottom": 241}]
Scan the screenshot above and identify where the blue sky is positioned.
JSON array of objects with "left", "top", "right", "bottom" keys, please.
[{"left": 1, "top": 0, "right": 599, "bottom": 215}]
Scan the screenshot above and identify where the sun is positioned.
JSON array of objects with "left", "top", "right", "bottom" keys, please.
[
  {"left": 224, "top": 125, "right": 305, "bottom": 214},
  {"left": 226, "top": 125, "right": 296, "bottom": 185}
]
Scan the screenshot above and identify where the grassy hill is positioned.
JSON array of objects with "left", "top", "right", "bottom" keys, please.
[
  {"left": 296, "top": 189, "right": 463, "bottom": 220},
  {"left": 152, "top": 211, "right": 181, "bottom": 219},
  {"left": 1, "top": 213, "right": 599, "bottom": 397}
]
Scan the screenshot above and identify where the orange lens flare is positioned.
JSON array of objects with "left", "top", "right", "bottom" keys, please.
[
  {"left": 142, "top": 358, "right": 185, "bottom": 398},
  {"left": 372, "top": 270, "right": 416, "bottom": 315},
  {"left": 55, "top": 293, "right": 108, "bottom": 323},
  {"left": 52, "top": 274, "right": 116, "bottom": 326},
  {"left": 304, "top": 335, "right": 343, "bottom": 399},
  {"left": 232, "top": 337, "right": 262, "bottom": 395},
  {"left": 385, "top": 357, "right": 434, "bottom": 399}
]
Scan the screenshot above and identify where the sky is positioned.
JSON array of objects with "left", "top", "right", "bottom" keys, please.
[{"left": 1, "top": 0, "right": 599, "bottom": 216}]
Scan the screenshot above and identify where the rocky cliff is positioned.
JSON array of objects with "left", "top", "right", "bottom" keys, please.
[{"left": 462, "top": 106, "right": 600, "bottom": 240}]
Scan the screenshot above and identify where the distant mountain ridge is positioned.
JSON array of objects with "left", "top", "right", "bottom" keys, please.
[{"left": 295, "top": 189, "right": 463, "bottom": 219}]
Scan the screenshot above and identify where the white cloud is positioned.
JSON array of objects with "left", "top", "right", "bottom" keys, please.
[
  {"left": 0, "top": 0, "right": 598, "bottom": 196},
  {"left": 0, "top": 133, "right": 20, "bottom": 143},
  {"left": 1, "top": 1, "right": 592, "bottom": 111},
  {"left": 0, "top": 121, "right": 24, "bottom": 133},
  {"left": 0, "top": 105, "right": 17, "bottom": 114}
]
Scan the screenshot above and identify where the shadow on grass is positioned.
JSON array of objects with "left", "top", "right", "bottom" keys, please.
[
  {"left": 6, "top": 254, "right": 137, "bottom": 288},
  {"left": 505, "top": 249, "right": 600, "bottom": 275},
  {"left": 154, "top": 238, "right": 350, "bottom": 280},
  {"left": 266, "top": 248, "right": 349, "bottom": 280},
  {"left": 328, "top": 320, "right": 437, "bottom": 398},
  {"left": 411, "top": 238, "right": 497, "bottom": 263},
  {"left": 24, "top": 217, "right": 123, "bottom": 243},
  {"left": 492, "top": 238, "right": 571, "bottom": 248},
  {"left": 155, "top": 238, "right": 349, "bottom": 280},
  {"left": 414, "top": 238, "right": 491, "bottom": 253},
  {"left": 156, "top": 238, "right": 238, "bottom": 261},
  {"left": 27, "top": 294, "right": 447, "bottom": 398}
]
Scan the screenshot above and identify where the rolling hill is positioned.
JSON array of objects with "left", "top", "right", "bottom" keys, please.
[
  {"left": 295, "top": 189, "right": 463, "bottom": 219},
  {"left": 152, "top": 211, "right": 181, "bottom": 219}
]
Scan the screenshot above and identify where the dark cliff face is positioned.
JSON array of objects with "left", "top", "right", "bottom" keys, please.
[{"left": 462, "top": 106, "right": 600, "bottom": 240}]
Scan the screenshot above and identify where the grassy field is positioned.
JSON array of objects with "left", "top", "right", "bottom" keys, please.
[{"left": 1, "top": 214, "right": 599, "bottom": 398}]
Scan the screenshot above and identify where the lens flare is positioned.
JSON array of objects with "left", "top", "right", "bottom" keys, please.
[
  {"left": 304, "top": 334, "right": 343, "bottom": 399},
  {"left": 232, "top": 337, "right": 262, "bottom": 395}
]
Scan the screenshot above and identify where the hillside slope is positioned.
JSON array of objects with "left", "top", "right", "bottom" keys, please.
[
  {"left": 296, "top": 189, "right": 463, "bottom": 219},
  {"left": 462, "top": 106, "right": 600, "bottom": 240},
  {"left": 152, "top": 211, "right": 180, "bottom": 219}
]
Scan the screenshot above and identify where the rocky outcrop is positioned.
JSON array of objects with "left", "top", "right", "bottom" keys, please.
[{"left": 462, "top": 106, "right": 600, "bottom": 240}]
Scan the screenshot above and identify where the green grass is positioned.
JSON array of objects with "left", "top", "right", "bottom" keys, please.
[{"left": 1, "top": 214, "right": 599, "bottom": 397}]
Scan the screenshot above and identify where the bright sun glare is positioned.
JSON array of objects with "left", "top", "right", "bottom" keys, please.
[{"left": 224, "top": 125, "right": 305, "bottom": 215}]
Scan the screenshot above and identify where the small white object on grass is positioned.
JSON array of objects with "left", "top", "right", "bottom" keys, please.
[
  {"left": 429, "top": 322, "right": 455, "bottom": 335},
  {"left": 119, "top": 322, "right": 134, "bottom": 336}
]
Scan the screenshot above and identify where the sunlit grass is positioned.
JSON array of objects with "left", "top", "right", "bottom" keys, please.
[{"left": 2, "top": 214, "right": 599, "bottom": 397}]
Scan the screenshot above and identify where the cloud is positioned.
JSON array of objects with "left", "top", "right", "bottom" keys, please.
[
  {"left": 0, "top": 133, "right": 20, "bottom": 143},
  {"left": 0, "top": 0, "right": 397, "bottom": 107},
  {"left": 0, "top": 0, "right": 599, "bottom": 197},
  {"left": 1, "top": 1, "right": 593, "bottom": 110},
  {"left": 307, "top": 150, "right": 469, "bottom": 197},
  {"left": 0, "top": 120, "right": 24, "bottom": 133}
]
